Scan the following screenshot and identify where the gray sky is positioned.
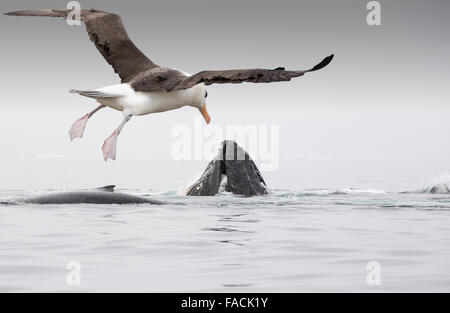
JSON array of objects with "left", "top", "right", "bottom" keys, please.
[{"left": 0, "top": 0, "right": 449, "bottom": 191}]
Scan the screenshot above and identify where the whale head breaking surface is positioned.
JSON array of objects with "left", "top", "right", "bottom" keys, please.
[{"left": 185, "top": 140, "right": 267, "bottom": 196}]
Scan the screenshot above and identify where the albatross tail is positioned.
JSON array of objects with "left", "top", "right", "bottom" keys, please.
[{"left": 69, "top": 89, "right": 121, "bottom": 99}]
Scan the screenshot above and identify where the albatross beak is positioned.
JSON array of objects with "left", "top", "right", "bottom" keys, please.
[{"left": 200, "top": 104, "right": 211, "bottom": 124}]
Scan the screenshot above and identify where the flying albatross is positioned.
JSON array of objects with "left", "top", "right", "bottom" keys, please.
[{"left": 5, "top": 8, "right": 334, "bottom": 161}]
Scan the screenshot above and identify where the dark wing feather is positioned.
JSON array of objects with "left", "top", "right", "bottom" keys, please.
[
  {"left": 173, "top": 54, "right": 334, "bottom": 90},
  {"left": 5, "top": 9, "right": 158, "bottom": 82},
  {"left": 130, "top": 68, "right": 189, "bottom": 92}
]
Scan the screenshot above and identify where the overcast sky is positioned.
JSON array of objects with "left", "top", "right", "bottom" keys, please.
[{"left": 0, "top": 0, "right": 449, "bottom": 191}]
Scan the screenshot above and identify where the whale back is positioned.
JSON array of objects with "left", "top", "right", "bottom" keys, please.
[{"left": 19, "top": 191, "right": 164, "bottom": 205}]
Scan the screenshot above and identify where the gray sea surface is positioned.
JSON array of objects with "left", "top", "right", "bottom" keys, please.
[{"left": 1, "top": 188, "right": 449, "bottom": 292}]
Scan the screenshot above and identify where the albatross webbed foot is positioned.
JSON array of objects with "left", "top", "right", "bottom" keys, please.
[
  {"left": 69, "top": 104, "right": 105, "bottom": 141},
  {"left": 69, "top": 114, "right": 89, "bottom": 141},
  {"left": 102, "top": 130, "right": 118, "bottom": 161},
  {"left": 102, "top": 114, "right": 132, "bottom": 161}
]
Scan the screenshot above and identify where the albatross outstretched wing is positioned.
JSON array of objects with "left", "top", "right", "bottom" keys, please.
[
  {"left": 5, "top": 9, "right": 158, "bottom": 82},
  {"left": 172, "top": 54, "right": 334, "bottom": 90},
  {"left": 130, "top": 54, "right": 334, "bottom": 92}
]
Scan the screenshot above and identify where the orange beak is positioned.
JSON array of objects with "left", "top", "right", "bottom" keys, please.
[{"left": 200, "top": 104, "right": 211, "bottom": 124}]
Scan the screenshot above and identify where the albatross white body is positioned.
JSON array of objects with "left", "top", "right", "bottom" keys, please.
[
  {"left": 96, "top": 83, "right": 206, "bottom": 116},
  {"left": 67, "top": 81, "right": 209, "bottom": 161}
]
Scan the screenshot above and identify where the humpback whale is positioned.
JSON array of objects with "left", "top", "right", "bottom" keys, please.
[
  {"left": 185, "top": 141, "right": 267, "bottom": 196},
  {"left": 426, "top": 183, "right": 450, "bottom": 194},
  {"left": 0, "top": 141, "right": 269, "bottom": 203},
  {"left": 4, "top": 186, "right": 164, "bottom": 205}
]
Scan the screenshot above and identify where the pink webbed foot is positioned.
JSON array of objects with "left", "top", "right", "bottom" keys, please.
[
  {"left": 69, "top": 114, "right": 89, "bottom": 141},
  {"left": 102, "top": 130, "right": 118, "bottom": 161}
]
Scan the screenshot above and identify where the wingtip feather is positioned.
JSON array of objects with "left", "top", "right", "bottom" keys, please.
[
  {"left": 311, "top": 54, "right": 334, "bottom": 72},
  {"left": 5, "top": 11, "right": 19, "bottom": 16},
  {"left": 4, "top": 9, "right": 68, "bottom": 18},
  {"left": 310, "top": 54, "right": 334, "bottom": 72}
]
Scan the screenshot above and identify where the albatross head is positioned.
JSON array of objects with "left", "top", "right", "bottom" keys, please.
[{"left": 192, "top": 84, "right": 210, "bottom": 124}]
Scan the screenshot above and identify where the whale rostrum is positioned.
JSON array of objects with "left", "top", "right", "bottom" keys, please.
[{"left": 185, "top": 140, "right": 267, "bottom": 196}]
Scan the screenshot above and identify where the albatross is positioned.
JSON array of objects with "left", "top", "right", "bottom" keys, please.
[{"left": 5, "top": 8, "right": 334, "bottom": 161}]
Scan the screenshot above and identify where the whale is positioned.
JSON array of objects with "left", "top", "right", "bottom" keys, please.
[
  {"left": 426, "top": 183, "right": 450, "bottom": 194},
  {"left": 1, "top": 141, "right": 268, "bottom": 203},
  {"left": 2, "top": 186, "right": 165, "bottom": 205},
  {"left": 185, "top": 140, "right": 267, "bottom": 196}
]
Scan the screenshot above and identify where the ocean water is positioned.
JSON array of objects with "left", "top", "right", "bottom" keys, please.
[{"left": 1, "top": 188, "right": 450, "bottom": 293}]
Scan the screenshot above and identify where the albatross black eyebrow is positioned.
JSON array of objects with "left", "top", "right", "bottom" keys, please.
[{"left": 205, "top": 91, "right": 208, "bottom": 98}]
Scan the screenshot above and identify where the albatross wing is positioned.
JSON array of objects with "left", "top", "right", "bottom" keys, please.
[
  {"left": 6, "top": 9, "right": 333, "bottom": 93},
  {"left": 130, "top": 54, "right": 334, "bottom": 92},
  {"left": 5, "top": 9, "right": 159, "bottom": 82},
  {"left": 173, "top": 54, "right": 334, "bottom": 90}
]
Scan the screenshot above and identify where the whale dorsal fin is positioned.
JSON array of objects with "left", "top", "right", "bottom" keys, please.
[{"left": 95, "top": 185, "right": 116, "bottom": 192}]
